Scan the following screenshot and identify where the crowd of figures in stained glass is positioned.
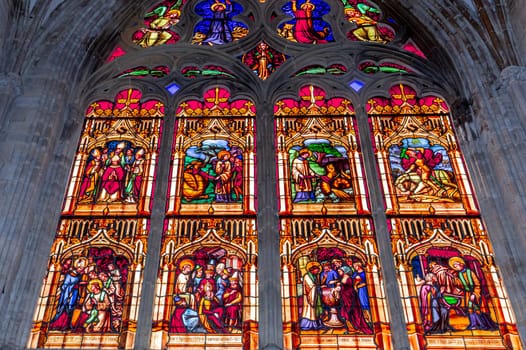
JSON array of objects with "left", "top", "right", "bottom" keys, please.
[
  {"left": 151, "top": 218, "right": 258, "bottom": 349},
  {"left": 280, "top": 218, "right": 391, "bottom": 350},
  {"left": 28, "top": 90, "right": 164, "bottom": 349}
]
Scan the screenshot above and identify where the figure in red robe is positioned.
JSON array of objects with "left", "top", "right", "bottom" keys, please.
[
  {"left": 79, "top": 149, "right": 103, "bottom": 202},
  {"left": 223, "top": 277, "right": 242, "bottom": 328},
  {"left": 99, "top": 155, "right": 126, "bottom": 202},
  {"left": 291, "top": 0, "right": 329, "bottom": 44}
]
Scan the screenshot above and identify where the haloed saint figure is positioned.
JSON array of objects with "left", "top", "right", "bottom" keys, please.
[
  {"left": 193, "top": 0, "right": 248, "bottom": 45},
  {"left": 413, "top": 250, "right": 498, "bottom": 334},
  {"left": 49, "top": 248, "right": 128, "bottom": 334},
  {"left": 297, "top": 247, "right": 373, "bottom": 335},
  {"left": 278, "top": 0, "right": 334, "bottom": 44}
]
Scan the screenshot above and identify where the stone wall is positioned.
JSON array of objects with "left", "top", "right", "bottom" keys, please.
[{"left": 509, "top": 0, "right": 526, "bottom": 62}]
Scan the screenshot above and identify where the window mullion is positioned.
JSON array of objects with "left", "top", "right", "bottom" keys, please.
[{"left": 354, "top": 102, "right": 411, "bottom": 350}]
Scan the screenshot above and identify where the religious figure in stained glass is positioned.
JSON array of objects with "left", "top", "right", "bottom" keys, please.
[
  {"left": 193, "top": 0, "right": 248, "bottom": 45},
  {"left": 290, "top": 141, "right": 354, "bottom": 203},
  {"left": 390, "top": 138, "right": 459, "bottom": 203},
  {"left": 241, "top": 41, "right": 287, "bottom": 80},
  {"left": 133, "top": 0, "right": 184, "bottom": 47},
  {"left": 49, "top": 247, "right": 128, "bottom": 333},
  {"left": 151, "top": 218, "right": 258, "bottom": 349},
  {"left": 389, "top": 218, "right": 521, "bottom": 350},
  {"left": 182, "top": 141, "right": 244, "bottom": 204},
  {"left": 341, "top": 0, "right": 395, "bottom": 43},
  {"left": 278, "top": 0, "right": 333, "bottom": 44}
]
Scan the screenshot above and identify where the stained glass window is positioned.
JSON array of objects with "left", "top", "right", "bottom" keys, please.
[
  {"left": 276, "top": 85, "right": 391, "bottom": 349},
  {"left": 368, "top": 84, "right": 478, "bottom": 216},
  {"left": 151, "top": 87, "right": 258, "bottom": 349},
  {"left": 368, "top": 84, "right": 522, "bottom": 349},
  {"left": 29, "top": 1, "right": 524, "bottom": 349},
  {"left": 242, "top": 41, "right": 287, "bottom": 80},
  {"left": 28, "top": 89, "right": 164, "bottom": 349},
  {"left": 341, "top": 0, "right": 395, "bottom": 43}
]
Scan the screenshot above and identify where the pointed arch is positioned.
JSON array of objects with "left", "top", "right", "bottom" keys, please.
[{"left": 22, "top": 1, "right": 524, "bottom": 350}]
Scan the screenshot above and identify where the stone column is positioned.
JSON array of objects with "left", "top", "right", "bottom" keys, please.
[
  {"left": 460, "top": 65, "right": 526, "bottom": 344},
  {"left": 0, "top": 72, "right": 84, "bottom": 348}
]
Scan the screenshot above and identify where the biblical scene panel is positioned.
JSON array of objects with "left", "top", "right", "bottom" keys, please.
[
  {"left": 280, "top": 218, "right": 391, "bottom": 350},
  {"left": 368, "top": 84, "right": 478, "bottom": 216},
  {"left": 278, "top": 0, "right": 334, "bottom": 44},
  {"left": 133, "top": 0, "right": 185, "bottom": 48},
  {"left": 63, "top": 89, "right": 164, "bottom": 217},
  {"left": 275, "top": 86, "right": 368, "bottom": 216},
  {"left": 340, "top": 0, "right": 395, "bottom": 43},
  {"left": 28, "top": 218, "right": 150, "bottom": 349},
  {"left": 192, "top": 0, "right": 248, "bottom": 45},
  {"left": 167, "top": 88, "right": 256, "bottom": 216},
  {"left": 151, "top": 218, "right": 258, "bottom": 350},
  {"left": 389, "top": 218, "right": 522, "bottom": 350}
]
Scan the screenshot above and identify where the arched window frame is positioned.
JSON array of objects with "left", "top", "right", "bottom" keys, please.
[{"left": 27, "top": 1, "right": 523, "bottom": 349}]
